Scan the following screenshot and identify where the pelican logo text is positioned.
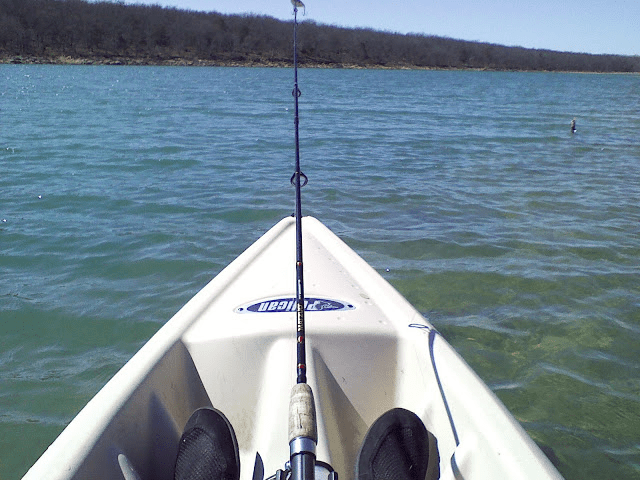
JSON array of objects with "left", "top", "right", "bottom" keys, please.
[
  {"left": 259, "top": 299, "right": 296, "bottom": 312},
  {"left": 236, "top": 297, "right": 355, "bottom": 314}
]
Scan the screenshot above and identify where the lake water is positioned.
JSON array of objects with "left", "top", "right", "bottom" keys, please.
[{"left": 1, "top": 65, "right": 639, "bottom": 479}]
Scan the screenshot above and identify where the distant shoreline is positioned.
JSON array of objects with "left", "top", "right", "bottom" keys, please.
[
  {"left": 3, "top": 0, "right": 638, "bottom": 74},
  {"left": 3, "top": 55, "right": 637, "bottom": 74},
  {"left": 0, "top": 54, "right": 469, "bottom": 69}
]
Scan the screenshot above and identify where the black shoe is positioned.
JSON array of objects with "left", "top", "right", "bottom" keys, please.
[
  {"left": 356, "top": 408, "right": 439, "bottom": 480},
  {"left": 174, "top": 408, "right": 240, "bottom": 480}
]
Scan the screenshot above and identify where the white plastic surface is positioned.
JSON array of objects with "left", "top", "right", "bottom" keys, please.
[{"left": 25, "top": 217, "right": 563, "bottom": 480}]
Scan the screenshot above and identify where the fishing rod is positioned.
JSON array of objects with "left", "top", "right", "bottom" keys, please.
[
  {"left": 288, "top": 3, "right": 336, "bottom": 480},
  {"left": 292, "top": 0, "right": 307, "bottom": 388},
  {"left": 258, "top": 4, "right": 337, "bottom": 480},
  {"left": 287, "top": 2, "right": 317, "bottom": 480}
]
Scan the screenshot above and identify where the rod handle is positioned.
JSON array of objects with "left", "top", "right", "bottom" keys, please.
[{"left": 288, "top": 383, "right": 318, "bottom": 444}]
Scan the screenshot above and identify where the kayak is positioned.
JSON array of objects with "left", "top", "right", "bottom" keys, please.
[
  {"left": 26, "top": 3, "right": 565, "bottom": 478},
  {"left": 25, "top": 215, "right": 563, "bottom": 480}
]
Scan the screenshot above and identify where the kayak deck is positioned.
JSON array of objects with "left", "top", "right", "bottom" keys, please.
[{"left": 25, "top": 216, "right": 562, "bottom": 480}]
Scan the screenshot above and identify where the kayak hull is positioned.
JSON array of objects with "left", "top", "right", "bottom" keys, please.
[{"left": 25, "top": 216, "right": 563, "bottom": 480}]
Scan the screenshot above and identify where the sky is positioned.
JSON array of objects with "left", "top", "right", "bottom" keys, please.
[{"left": 123, "top": 0, "right": 639, "bottom": 56}]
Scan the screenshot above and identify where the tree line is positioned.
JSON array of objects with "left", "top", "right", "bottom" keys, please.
[{"left": 1, "top": 0, "right": 638, "bottom": 72}]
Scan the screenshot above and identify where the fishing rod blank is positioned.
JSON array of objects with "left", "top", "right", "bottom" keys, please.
[
  {"left": 287, "top": 3, "right": 323, "bottom": 480},
  {"left": 291, "top": 0, "right": 307, "bottom": 387}
]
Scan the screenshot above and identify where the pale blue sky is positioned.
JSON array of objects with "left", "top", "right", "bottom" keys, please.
[{"left": 124, "top": 0, "right": 639, "bottom": 56}]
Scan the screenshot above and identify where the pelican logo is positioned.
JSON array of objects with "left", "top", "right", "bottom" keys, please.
[{"left": 235, "top": 297, "right": 355, "bottom": 314}]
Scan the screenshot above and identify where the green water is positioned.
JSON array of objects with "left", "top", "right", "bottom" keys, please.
[{"left": 1, "top": 66, "right": 639, "bottom": 478}]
